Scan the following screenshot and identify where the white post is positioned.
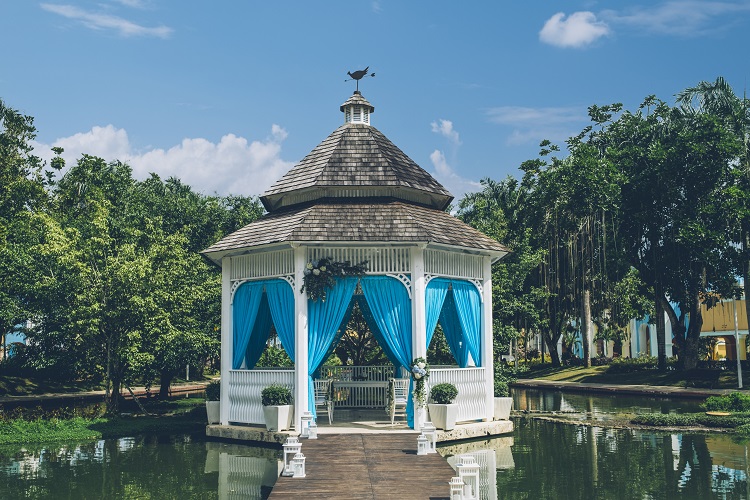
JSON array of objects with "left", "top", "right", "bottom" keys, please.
[
  {"left": 220, "top": 256, "right": 232, "bottom": 425},
  {"left": 293, "top": 245, "right": 310, "bottom": 432},
  {"left": 734, "top": 298, "right": 744, "bottom": 389},
  {"left": 481, "top": 256, "right": 494, "bottom": 422},
  {"left": 411, "top": 245, "right": 427, "bottom": 432}
]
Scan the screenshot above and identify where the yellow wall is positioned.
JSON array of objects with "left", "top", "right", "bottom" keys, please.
[{"left": 701, "top": 300, "right": 748, "bottom": 334}]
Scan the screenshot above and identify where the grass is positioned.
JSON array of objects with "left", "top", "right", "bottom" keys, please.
[
  {"left": 0, "top": 374, "right": 103, "bottom": 396},
  {"left": 0, "top": 396, "right": 208, "bottom": 445},
  {"left": 518, "top": 364, "right": 746, "bottom": 389}
]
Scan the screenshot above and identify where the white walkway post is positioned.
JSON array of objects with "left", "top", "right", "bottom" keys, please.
[
  {"left": 481, "top": 256, "right": 494, "bottom": 422},
  {"left": 293, "top": 245, "right": 309, "bottom": 432},
  {"left": 220, "top": 256, "right": 232, "bottom": 425},
  {"left": 411, "top": 245, "right": 427, "bottom": 432}
]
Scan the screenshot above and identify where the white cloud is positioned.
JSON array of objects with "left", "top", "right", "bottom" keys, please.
[
  {"left": 41, "top": 3, "right": 173, "bottom": 38},
  {"left": 430, "top": 119, "right": 461, "bottom": 145},
  {"left": 539, "top": 11, "right": 610, "bottom": 48},
  {"left": 486, "top": 106, "right": 588, "bottom": 146},
  {"left": 429, "top": 150, "right": 481, "bottom": 203},
  {"left": 372, "top": 1, "right": 382, "bottom": 13},
  {"left": 114, "top": 0, "right": 147, "bottom": 7},
  {"left": 601, "top": 1, "right": 750, "bottom": 36},
  {"left": 35, "top": 125, "right": 294, "bottom": 196}
]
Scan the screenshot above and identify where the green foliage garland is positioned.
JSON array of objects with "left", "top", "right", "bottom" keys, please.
[{"left": 301, "top": 257, "right": 368, "bottom": 301}]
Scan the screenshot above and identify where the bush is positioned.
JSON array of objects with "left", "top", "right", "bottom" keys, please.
[
  {"left": 607, "top": 355, "right": 658, "bottom": 374},
  {"left": 702, "top": 392, "right": 750, "bottom": 412},
  {"left": 430, "top": 383, "right": 458, "bottom": 404},
  {"left": 205, "top": 380, "right": 220, "bottom": 401},
  {"left": 261, "top": 385, "right": 292, "bottom": 406},
  {"left": 632, "top": 412, "right": 750, "bottom": 429},
  {"left": 494, "top": 380, "right": 509, "bottom": 397}
]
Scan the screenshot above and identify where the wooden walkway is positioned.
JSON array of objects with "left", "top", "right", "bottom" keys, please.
[{"left": 268, "top": 433, "right": 456, "bottom": 499}]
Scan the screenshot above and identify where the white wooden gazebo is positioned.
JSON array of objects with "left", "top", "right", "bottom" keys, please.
[{"left": 202, "top": 90, "right": 508, "bottom": 432}]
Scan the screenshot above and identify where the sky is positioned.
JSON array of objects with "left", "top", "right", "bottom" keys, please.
[{"left": 2, "top": 1, "right": 750, "bottom": 202}]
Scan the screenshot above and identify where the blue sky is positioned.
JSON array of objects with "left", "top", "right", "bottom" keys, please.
[{"left": 2, "top": 1, "right": 749, "bottom": 201}]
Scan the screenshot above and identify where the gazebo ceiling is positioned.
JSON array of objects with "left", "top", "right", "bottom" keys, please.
[{"left": 201, "top": 199, "right": 509, "bottom": 264}]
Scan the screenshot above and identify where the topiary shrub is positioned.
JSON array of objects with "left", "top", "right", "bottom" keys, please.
[
  {"left": 494, "top": 379, "right": 509, "bottom": 397},
  {"left": 205, "top": 380, "right": 221, "bottom": 401},
  {"left": 430, "top": 383, "right": 458, "bottom": 404},
  {"left": 261, "top": 385, "right": 292, "bottom": 406}
]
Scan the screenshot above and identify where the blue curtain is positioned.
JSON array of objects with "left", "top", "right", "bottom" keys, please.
[
  {"left": 357, "top": 296, "right": 402, "bottom": 368},
  {"left": 425, "top": 278, "right": 450, "bottom": 348},
  {"left": 244, "top": 293, "right": 274, "bottom": 369},
  {"left": 439, "top": 291, "right": 469, "bottom": 367},
  {"left": 232, "top": 281, "right": 265, "bottom": 369},
  {"left": 265, "top": 280, "right": 296, "bottom": 362},
  {"left": 360, "top": 276, "right": 415, "bottom": 427},
  {"left": 307, "top": 277, "right": 358, "bottom": 417},
  {"left": 452, "top": 280, "right": 482, "bottom": 367}
]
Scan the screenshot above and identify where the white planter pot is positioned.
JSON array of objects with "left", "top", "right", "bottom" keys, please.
[
  {"left": 206, "top": 401, "right": 221, "bottom": 424},
  {"left": 428, "top": 403, "right": 458, "bottom": 431},
  {"left": 494, "top": 397, "right": 513, "bottom": 420},
  {"left": 262, "top": 405, "right": 294, "bottom": 431}
]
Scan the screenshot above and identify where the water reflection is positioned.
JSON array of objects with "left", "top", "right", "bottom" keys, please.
[
  {"left": 439, "top": 436, "right": 515, "bottom": 500},
  {"left": 514, "top": 388, "right": 703, "bottom": 421},
  {"left": 0, "top": 435, "right": 282, "bottom": 499},
  {"left": 499, "top": 419, "right": 750, "bottom": 499}
]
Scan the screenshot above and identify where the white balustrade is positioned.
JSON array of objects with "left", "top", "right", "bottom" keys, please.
[
  {"left": 428, "top": 368, "right": 487, "bottom": 423},
  {"left": 228, "top": 369, "right": 294, "bottom": 424},
  {"left": 318, "top": 365, "right": 397, "bottom": 408}
]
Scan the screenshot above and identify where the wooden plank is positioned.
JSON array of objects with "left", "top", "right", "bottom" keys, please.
[{"left": 269, "top": 433, "right": 454, "bottom": 499}]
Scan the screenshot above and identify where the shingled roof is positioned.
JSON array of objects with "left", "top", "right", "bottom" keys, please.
[
  {"left": 260, "top": 123, "right": 453, "bottom": 212},
  {"left": 202, "top": 199, "right": 509, "bottom": 258},
  {"left": 202, "top": 90, "right": 509, "bottom": 264}
]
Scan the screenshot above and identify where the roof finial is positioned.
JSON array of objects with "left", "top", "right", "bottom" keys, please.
[{"left": 345, "top": 66, "right": 375, "bottom": 92}]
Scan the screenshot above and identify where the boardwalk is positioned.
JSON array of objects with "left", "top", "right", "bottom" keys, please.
[{"left": 269, "top": 433, "right": 456, "bottom": 499}]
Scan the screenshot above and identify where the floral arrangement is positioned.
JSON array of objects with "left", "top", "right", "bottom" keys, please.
[
  {"left": 301, "top": 257, "right": 368, "bottom": 301},
  {"left": 411, "top": 357, "right": 429, "bottom": 408}
]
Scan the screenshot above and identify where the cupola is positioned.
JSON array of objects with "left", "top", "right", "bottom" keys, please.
[{"left": 340, "top": 91, "right": 374, "bottom": 125}]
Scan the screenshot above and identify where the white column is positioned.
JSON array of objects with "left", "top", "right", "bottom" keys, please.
[
  {"left": 481, "top": 256, "right": 494, "bottom": 422},
  {"left": 411, "top": 246, "right": 427, "bottom": 431},
  {"left": 293, "top": 245, "right": 309, "bottom": 432},
  {"left": 220, "top": 256, "right": 232, "bottom": 425}
]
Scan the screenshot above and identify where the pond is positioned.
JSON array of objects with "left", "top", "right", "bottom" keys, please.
[{"left": 1, "top": 391, "right": 747, "bottom": 499}]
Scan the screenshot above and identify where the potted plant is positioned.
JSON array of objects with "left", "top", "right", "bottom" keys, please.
[
  {"left": 493, "top": 379, "right": 513, "bottom": 420},
  {"left": 261, "top": 384, "right": 294, "bottom": 432},
  {"left": 205, "top": 380, "right": 221, "bottom": 424},
  {"left": 428, "top": 382, "right": 459, "bottom": 431}
]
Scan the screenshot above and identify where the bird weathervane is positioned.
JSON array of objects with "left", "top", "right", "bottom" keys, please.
[{"left": 345, "top": 66, "right": 375, "bottom": 91}]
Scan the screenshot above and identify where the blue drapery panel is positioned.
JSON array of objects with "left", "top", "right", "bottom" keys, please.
[
  {"left": 425, "top": 278, "right": 450, "bottom": 348},
  {"left": 244, "top": 294, "right": 274, "bottom": 369},
  {"left": 452, "top": 280, "right": 482, "bottom": 367},
  {"left": 356, "top": 296, "right": 402, "bottom": 368},
  {"left": 264, "top": 280, "right": 296, "bottom": 362},
  {"left": 232, "top": 281, "right": 265, "bottom": 369},
  {"left": 360, "top": 276, "right": 415, "bottom": 427},
  {"left": 307, "top": 277, "right": 359, "bottom": 417},
  {"left": 319, "top": 299, "right": 356, "bottom": 373},
  {"left": 439, "top": 291, "right": 470, "bottom": 367}
]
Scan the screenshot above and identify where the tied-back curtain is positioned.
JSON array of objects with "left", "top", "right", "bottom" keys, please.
[
  {"left": 232, "top": 281, "right": 265, "bottom": 369},
  {"left": 356, "top": 296, "right": 401, "bottom": 368},
  {"left": 244, "top": 294, "right": 274, "bottom": 369},
  {"left": 307, "top": 277, "right": 359, "bottom": 417},
  {"left": 425, "top": 278, "right": 450, "bottom": 348},
  {"left": 452, "top": 280, "right": 482, "bottom": 367},
  {"left": 265, "top": 280, "right": 296, "bottom": 362},
  {"left": 439, "top": 291, "right": 469, "bottom": 367},
  {"left": 360, "top": 276, "right": 415, "bottom": 427}
]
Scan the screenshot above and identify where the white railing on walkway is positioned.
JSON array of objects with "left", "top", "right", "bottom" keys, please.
[
  {"left": 227, "top": 369, "right": 294, "bottom": 425},
  {"left": 428, "top": 367, "right": 487, "bottom": 422},
  {"left": 319, "top": 365, "right": 397, "bottom": 382}
]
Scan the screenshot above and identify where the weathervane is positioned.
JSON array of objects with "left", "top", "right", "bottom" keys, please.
[{"left": 345, "top": 66, "right": 375, "bottom": 92}]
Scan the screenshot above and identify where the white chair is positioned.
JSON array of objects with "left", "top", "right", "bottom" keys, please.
[
  {"left": 390, "top": 378, "right": 409, "bottom": 425},
  {"left": 314, "top": 379, "right": 333, "bottom": 425}
]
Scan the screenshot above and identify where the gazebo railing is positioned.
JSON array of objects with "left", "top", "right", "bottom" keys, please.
[
  {"left": 428, "top": 367, "right": 487, "bottom": 422},
  {"left": 319, "top": 365, "right": 399, "bottom": 408},
  {"left": 227, "top": 369, "right": 294, "bottom": 425}
]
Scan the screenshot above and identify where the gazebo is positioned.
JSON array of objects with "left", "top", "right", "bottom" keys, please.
[{"left": 202, "top": 90, "right": 509, "bottom": 432}]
